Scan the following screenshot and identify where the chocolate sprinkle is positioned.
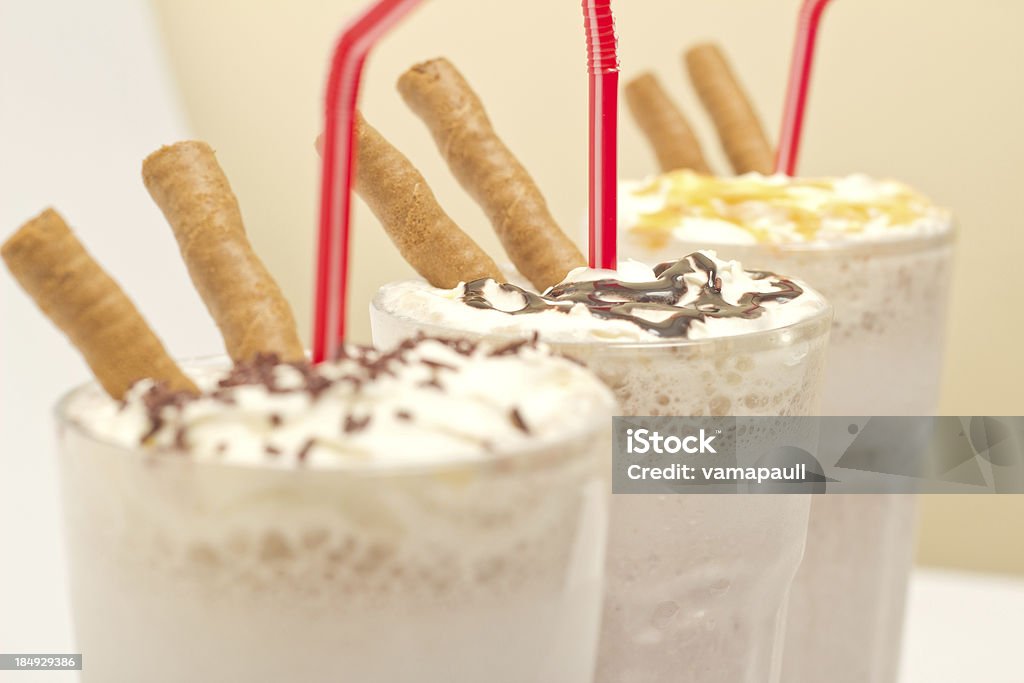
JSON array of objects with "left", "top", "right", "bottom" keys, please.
[
  {"left": 343, "top": 414, "right": 372, "bottom": 434},
  {"left": 130, "top": 335, "right": 546, "bottom": 457},
  {"left": 218, "top": 353, "right": 281, "bottom": 390},
  {"left": 510, "top": 407, "right": 530, "bottom": 434},
  {"left": 139, "top": 383, "right": 195, "bottom": 444},
  {"left": 421, "top": 358, "right": 457, "bottom": 371},
  {"left": 297, "top": 439, "right": 315, "bottom": 463}
]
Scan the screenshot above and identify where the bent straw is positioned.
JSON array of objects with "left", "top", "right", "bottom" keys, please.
[
  {"left": 313, "top": 0, "right": 422, "bottom": 363},
  {"left": 583, "top": 0, "right": 620, "bottom": 270},
  {"left": 774, "top": 0, "right": 833, "bottom": 176}
]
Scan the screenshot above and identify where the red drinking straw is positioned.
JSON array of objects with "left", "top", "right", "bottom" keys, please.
[
  {"left": 313, "top": 0, "right": 422, "bottom": 363},
  {"left": 774, "top": 0, "right": 833, "bottom": 176},
  {"left": 583, "top": 0, "right": 620, "bottom": 270}
]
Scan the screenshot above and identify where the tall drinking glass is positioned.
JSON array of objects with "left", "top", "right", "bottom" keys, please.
[
  {"left": 372, "top": 297, "right": 832, "bottom": 682},
  {"left": 56, "top": 365, "right": 612, "bottom": 683},
  {"left": 618, "top": 171, "right": 956, "bottom": 683}
]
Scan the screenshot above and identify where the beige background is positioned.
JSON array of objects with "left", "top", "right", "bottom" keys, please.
[{"left": 150, "top": 0, "right": 1024, "bottom": 575}]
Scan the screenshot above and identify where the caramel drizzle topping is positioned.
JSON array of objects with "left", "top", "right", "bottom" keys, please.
[{"left": 627, "top": 171, "right": 934, "bottom": 249}]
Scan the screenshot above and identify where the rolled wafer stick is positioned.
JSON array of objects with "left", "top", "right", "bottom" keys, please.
[
  {"left": 1, "top": 209, "right": 197, "bottom": 398},
  {"left": 349, "top": 112, "right": 502, "bottom": 287},
  {"left": 142, "top": 141, "right": 304, "bottom": 363},
  {"left": 625, "top": 72, "right": 711, "bottom": 174},
  {"left": 397, "top": 58, "right": 585, "bottom": 291},
  {"left": 685, "top": 43, "right": 774, "bottom": 175}
]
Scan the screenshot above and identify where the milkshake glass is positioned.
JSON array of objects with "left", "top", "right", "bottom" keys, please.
[
  {"left": 617, "top": 171, "right": 956, "bottom": 683},
  {"left": 56, "top": 340, "right": 614, "bottom": 683},
  {"left": 371, "top": 252, "right": 833, "bottom": 682}
]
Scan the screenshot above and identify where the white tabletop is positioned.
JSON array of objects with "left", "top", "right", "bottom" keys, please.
[
  {"left": 2, "top": 565, "right": 1020, "bottom": 682},
  {"left": 900, "top": 568, "right": 1024, "bottom": 683}
]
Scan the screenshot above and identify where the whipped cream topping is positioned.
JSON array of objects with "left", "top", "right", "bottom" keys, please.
[
  {"left": 374, "top": 251, "right": 829, "bottom": 344},
  {"left": 620, "top": 171, "right": 954, "bottom": 249},
  {"left": 64, "top": 337, "right": 614, "bottom": 467}
]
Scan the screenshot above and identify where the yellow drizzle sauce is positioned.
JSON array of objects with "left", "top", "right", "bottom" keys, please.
[{"left": 627, "top": 171, "right": 935, "bottom": 250}]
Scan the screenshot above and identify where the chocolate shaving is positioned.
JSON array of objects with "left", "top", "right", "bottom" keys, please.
[
  {"left": 297, "top": 439, "right": 315, "bottom": 463},
  {"left": 139, "top": 382, "right": 196, "bottom": 444},
  {"left": 510, "top": 407, "right": 530, "bottom": 434},
  {"left": 446, "top": 338, "right": 478, "bottom": 355},
  {"left": 126, "top": 335, "right": 549, "bottom": 457},
  {"left": 420, "top": 358, "right": 457, "bottom": 371},
  {"left": 219, "top": 352, "right": 281, "bottom": 389},
  {"left": 343, "top": 414, "right": 372, "bottom": 434}
]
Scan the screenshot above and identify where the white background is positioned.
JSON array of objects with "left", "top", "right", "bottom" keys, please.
[{"left": 0, "top": 0, "right": 218, "bottom": 678}]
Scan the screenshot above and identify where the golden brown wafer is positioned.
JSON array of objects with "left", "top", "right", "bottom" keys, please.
[
  {"left": 685, "top": 43, "right": 774, "bottom": 175},
  {"left": 1, "top": 209, "right": 197, "bottom": 398},
  {"left": 352, "top": 112, "right": 502, "bottom": 287},
  {"left": 397, "top": 58, "right": 585, "bottom": 291},
  {"left": 142, "top": 141, "right": 304, "bottom": 363},
  {"left": 625, "top": 72, "right": 711, "bottom": 174}
]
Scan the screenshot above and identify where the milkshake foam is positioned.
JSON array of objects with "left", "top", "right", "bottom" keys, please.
[
  {"left": 67, "top": 336, "right": 612, "bottom": 466},
  {"left": 619, "top": 170, "right": 952, "bottom": 250},
  {"left": 374, "top": 250, "right": 829, "bottom": 346}
]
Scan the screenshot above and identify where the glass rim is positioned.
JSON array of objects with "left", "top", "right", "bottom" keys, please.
[
  {"left": 53, "top": 355, "right": 614, "bottom": 477},
  {"left": 371, "top": 290, "right": 834, "bottom": 352}
]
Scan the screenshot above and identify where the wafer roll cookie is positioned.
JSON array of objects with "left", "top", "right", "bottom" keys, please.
[
  {"left": 142, "top": 142, "right": 304, "bottom": 363},
  {"left": 626, "top": 72, "right": 710, "bottom": 173},
  {"left": 1, "top": 209, "right": 197, "bottom": 398},
  {"left": 685, "top": 44, "right": 774, "bottom": 175},
  {"left": 352, "top": 113, "right": 501, "bottom": 287},
  {"left": 397, "top": 58, "right": 584, "bottom": 291}
]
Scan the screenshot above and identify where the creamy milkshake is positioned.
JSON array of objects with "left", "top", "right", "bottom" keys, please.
[
  {"left": 372, "top": 251, "right": 833, "bottom": 682},
  {"left": 2, "top": 138, "right": 623, "bottom": 682},
  {"left": 57, "top": 337, "right": 615, "bottom": 683},
  {"left": 617, "top": 170, "right": 956, "bottom": 683}
]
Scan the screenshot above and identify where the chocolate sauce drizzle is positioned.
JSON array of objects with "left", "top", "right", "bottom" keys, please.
[{"left": 462, "top": 253, "right": 803, "bottom": 338}]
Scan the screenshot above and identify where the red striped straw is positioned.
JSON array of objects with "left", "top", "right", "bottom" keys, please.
[
  {"left": 774, "top": 0, "right": 833, "bottom": 176},
  {"left": 582, "top": 0, "right": 619, "bottom": 270},
  {"left": 313, "top": 0, "right": 422, "bottom": 363}
]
